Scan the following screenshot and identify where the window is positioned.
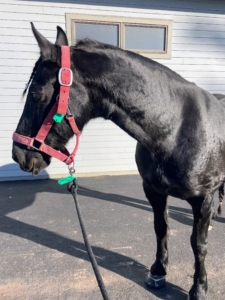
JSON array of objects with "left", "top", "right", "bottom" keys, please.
[
  {"left": 124, "top": 25, "right": 166, "bottom": 51},
  {"left": 66, "top": 14, "right": 173, "bottom": 59},
  {"left": 75, "top": 22, "right": 119, "bottom": 46}
]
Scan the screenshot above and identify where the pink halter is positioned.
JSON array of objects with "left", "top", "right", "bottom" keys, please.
[{"left": 13, "top": 46, "right": 81, "bottom": 166}]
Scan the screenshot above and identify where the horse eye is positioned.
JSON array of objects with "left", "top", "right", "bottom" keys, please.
[{"left": 31, "top": 92, "right": 41, "bottom": 100}]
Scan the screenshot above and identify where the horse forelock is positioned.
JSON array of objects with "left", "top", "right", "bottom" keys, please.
[{"left": 22, "top": 57, "right": 42, "bottom": 99}]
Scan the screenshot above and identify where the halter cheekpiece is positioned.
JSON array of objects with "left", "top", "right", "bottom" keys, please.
[{"left": 12, "top": 46, "right": 81, "bottom": 167}]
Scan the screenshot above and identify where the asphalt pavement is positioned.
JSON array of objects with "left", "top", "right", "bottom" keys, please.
[{"left": 0, "top": 175, "right": 224, "bottom": 300}]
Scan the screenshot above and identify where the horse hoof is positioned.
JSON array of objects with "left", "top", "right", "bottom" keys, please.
[{"left": 145, "top": 272, "right": 166, "bottom": 288}]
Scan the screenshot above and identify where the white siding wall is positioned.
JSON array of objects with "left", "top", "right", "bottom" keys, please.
[{"left": 0, "top": 0, "right": 225, "bottom": 180}]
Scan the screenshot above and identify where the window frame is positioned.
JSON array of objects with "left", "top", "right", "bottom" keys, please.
[{"left": 66, "top": 14, "right": 173, "bottom": 59}]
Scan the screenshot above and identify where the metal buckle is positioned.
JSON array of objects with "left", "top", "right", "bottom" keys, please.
[
  {"left": 31, "top": 139, "right": 42, "bottom": 151},
  {"left": 58, "top": 68, "right": 73, "bottom": 87},
  {"left": 68, "top": 161, "right": 75, "bottom": 175}
]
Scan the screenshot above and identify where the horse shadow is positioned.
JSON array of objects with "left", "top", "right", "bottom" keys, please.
[{"left": 76, "top": 186, "right": 225, "bottom": 227}]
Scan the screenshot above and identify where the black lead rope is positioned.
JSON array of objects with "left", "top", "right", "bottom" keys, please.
[{"left": 67, "top": 179, "right": 110, "bottom": 300}]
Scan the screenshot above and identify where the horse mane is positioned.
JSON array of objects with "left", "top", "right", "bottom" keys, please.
[
  {"left": 73, "top": 38, "right": 195, "bottom": 86},
  {"left": 74, "top": 38, "right": 119, "bottom": 50}
]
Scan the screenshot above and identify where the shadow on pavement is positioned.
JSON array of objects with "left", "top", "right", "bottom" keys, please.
[
  {"left": 0, "top": 178, "right": 189, "bottom": 299},
  {"left": 78, "top": 185, "right": 225, "bottom": 226}
]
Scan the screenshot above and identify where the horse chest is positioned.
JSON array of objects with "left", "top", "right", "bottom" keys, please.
[{"left": 136, "top": 143, "right": 203, "bottom": 198}]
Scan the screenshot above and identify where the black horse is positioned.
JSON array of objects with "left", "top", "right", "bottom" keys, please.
[{"left": 12, "top": 24, "right": 225, "bottom": 300}]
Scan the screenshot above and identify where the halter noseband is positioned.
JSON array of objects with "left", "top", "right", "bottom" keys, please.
[{"left": 12, "top": 46, "right": 81, "bottom": 166}]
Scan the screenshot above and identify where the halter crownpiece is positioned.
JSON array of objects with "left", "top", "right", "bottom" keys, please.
[
  {"left": 54, "top": 46, "right": 73, "bottom": 122},
  {"left": 12, "top": 46, "right": 81, "bottom": 167}
]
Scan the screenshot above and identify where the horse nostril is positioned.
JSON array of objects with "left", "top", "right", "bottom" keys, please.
[{"left": 33, "top": 170, "right": 39, "bottom": 176}]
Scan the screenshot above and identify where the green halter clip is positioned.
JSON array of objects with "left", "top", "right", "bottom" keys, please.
[
  {"left": 58, "top": 175, "right": 76, "bottom": 185},
  {"left": 53, "top": 113, "right": 65, "bottom": 123}
]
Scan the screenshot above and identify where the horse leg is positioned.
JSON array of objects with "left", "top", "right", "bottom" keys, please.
[
  {"left": 143, "top": 181, "right": 168, "bottom": 288},
  {"left": 187, "top": 194, "right": 213, "bottom": 300}
]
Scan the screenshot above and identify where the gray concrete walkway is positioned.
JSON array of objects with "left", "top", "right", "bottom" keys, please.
[{"left": 0, "top": 175, "right": 224, "bottom": 300}]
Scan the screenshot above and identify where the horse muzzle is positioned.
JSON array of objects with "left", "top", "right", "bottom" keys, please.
[{"left": 12, "top": 142, "right": 50, "bottom": 175}]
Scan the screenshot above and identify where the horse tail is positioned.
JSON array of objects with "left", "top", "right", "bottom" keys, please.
[{"left": 218, "top": 182, "right": 224, "bottom": 215}]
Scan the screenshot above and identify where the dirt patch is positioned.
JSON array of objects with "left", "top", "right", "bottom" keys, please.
[
  {"left": 0, "top": 269, "right": 126, "bottom": 299},
  {"left": 0, "top": 281, "right": 28, "bottom": 300}
]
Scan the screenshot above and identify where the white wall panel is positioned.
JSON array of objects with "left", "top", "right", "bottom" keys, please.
[{"left": 0, "top": 0, "right": 225, "bottom": 180}]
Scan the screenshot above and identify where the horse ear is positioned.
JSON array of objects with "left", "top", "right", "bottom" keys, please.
[
  {"left": 55, "top": 26, "right": 69, "bottom": 46},
  {"left": 31, "top": 22, "right": 57, "bottom": 61}
]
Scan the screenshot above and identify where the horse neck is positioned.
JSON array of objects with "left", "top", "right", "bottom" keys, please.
[{"left": 73, "top": 47, "right": 176, "bottom": 147}]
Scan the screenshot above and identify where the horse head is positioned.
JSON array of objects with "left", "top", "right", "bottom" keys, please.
[{"left": 12, "top": 24, "right": 105, "bottom": 175}]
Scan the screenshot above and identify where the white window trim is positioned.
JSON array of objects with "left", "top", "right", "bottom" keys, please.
[{"left": 66, "top": 14, "right": 173, "bottom": 59}]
